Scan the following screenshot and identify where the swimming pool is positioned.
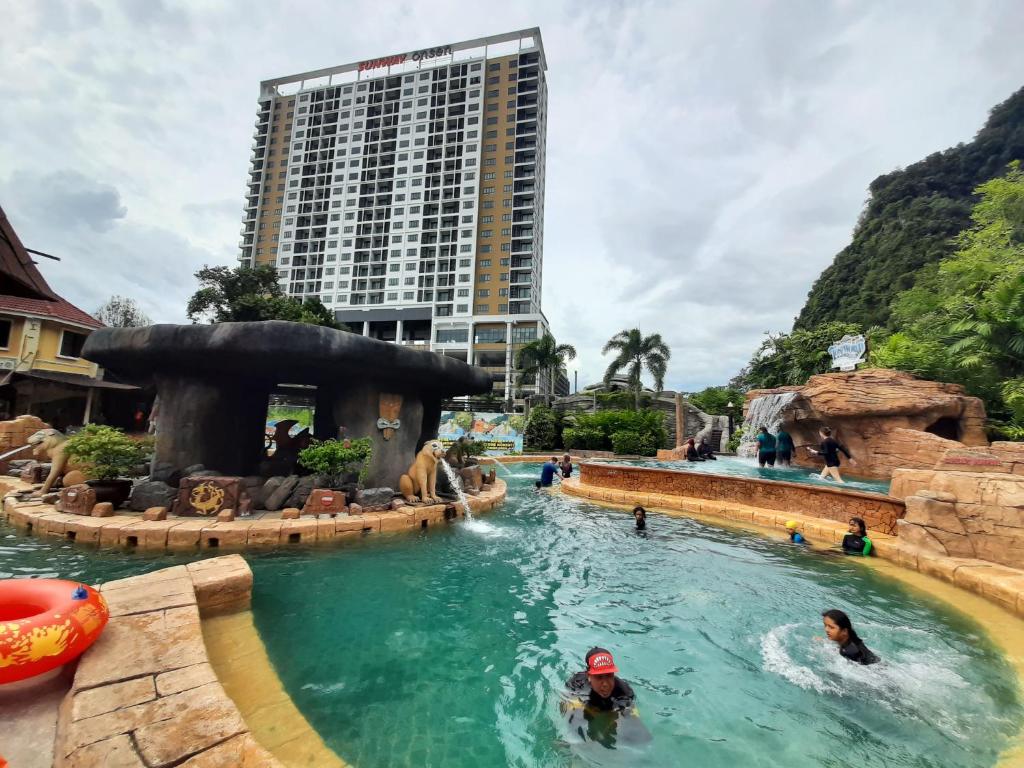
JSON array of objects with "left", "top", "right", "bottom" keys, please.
[
  {"left": 594, "top": 455, "right": 892, "bottom": 495},
  {"left": 1, "top": 471, "right": 1017, "bottom": 767}
]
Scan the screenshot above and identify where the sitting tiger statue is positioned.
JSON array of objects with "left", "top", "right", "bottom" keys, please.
[{"left": 398, "top": 440, "right": 445, "bottom": 504}]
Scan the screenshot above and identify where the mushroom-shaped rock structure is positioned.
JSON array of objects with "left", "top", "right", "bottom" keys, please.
[{"left": 83, "top": 322, "right": 492, "bottom": 487}]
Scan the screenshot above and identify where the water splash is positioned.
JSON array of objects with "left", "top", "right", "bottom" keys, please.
[
  {"left": 439, "top": 459, "right": 474, "bottom": 519},
  {"left": 737, "top": 392, "right": 797, "bottom": 457},
  {"left": 760, "top": 623, "right": 991, "bottom": 740}
]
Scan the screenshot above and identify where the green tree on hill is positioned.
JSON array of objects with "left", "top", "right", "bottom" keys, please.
[
  {"left": 796, "top": 85, "right": 1024, "bottom": 330},
  {"left": 870, "top": 161, "right": 1024, "bottom": 432}
]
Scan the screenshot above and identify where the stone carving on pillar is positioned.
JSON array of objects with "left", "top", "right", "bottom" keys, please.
[{"left": 377, "top": 393, "right": 403, "bottom": 441}]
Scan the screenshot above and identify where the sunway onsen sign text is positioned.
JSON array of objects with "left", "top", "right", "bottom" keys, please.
[{"left": 359, "top": 45, "right": 454, "bottom": 73}]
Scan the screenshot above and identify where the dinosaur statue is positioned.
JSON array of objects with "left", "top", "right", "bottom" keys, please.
[{"left": 27, "top": 429, "right": 75, "bottom": 495}]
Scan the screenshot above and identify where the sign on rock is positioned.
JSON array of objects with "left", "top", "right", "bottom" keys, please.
[{"left": 828, "top": 334, "right": 866, "bottom": 372}]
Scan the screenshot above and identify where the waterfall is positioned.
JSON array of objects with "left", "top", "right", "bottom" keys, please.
[
  {"left": 439, "top": 459, "right": 473, "bottom": 519},
  {"left": 737, "top": 392, "right": 797, "bottom": 458}
]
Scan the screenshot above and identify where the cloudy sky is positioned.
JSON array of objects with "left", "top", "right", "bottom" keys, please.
[{"left": 3, "top": 1, "right": 1023, "bottom": 392}]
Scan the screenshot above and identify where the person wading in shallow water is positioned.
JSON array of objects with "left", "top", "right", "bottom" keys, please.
[
  {"left": 755, "top": 426, "right": 777, "bottom": 467},
  {"left": 821, "top": 609, "right": 879, "bottom": 665},
  {"left": 841, "top": 516, "right": 873, "bottom": 556},
  {"left": 807, "top": 426, "right": 854, "bottom": 482}
]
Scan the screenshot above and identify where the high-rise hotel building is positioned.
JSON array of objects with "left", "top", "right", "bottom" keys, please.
[{"left": 239, "top": 29, "right": 560, "bottom": 407}]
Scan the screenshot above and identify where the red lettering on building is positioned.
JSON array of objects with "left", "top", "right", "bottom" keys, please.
[{"left": 358, "top": 54, "right": 408, "bottom": 72}]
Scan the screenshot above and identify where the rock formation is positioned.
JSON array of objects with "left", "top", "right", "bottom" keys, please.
[
  {"left": 744, "top": 369, "right": 988, "bottom": 479},
  {"left": 82, "top": 322, "right": 492, "bottom": 488}
]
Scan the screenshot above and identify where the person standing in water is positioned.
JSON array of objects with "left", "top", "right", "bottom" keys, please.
[
  {"left": 632, "top": 506, "right": 647, "bottom": 530},
  {"left": 807, "top": 426, "right": 853, "bottom": 482},
  {"left": 697, "top": 437, "right": 717, "bottom": 460},
  {"left": 775, "top": 427, "right": 794, "bottom": 467},
  {"left": 684, "top": 438, "right": 705, "bottom": 462},
  {"left": 755, "top": 426, "right": 777, "bottom": 467},
  {"left": 841, "top": 516, "right": 873, "bottom": 556},
  {"left": 821, "top": 609, "right": 879, "bottom": 665},
  {"left": 559, "top": 454, "right": 574, "bottom": 478},
  {"left": 539, "top": 457, "right": 559, "bottom": 487}
]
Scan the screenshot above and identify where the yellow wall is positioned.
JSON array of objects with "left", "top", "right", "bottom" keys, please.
[
  {"left": 473, "top": 54, "right": 519, "bottom": 315},
  {"left": 254, "top": 95, "right": 293, "bottom": 266},
  {"left": 32, "top": 321, "right": 98, "bottom": 376},
  {"left": 0, "top": 315, "right": 25, "bottom": 363}
]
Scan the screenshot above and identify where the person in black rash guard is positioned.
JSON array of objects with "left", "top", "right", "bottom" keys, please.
[
  {"left": 807, "top": 426, "right": 853, "bottom": 483},
  {"left": 822, "top": 609, "right": 879, "bottom": 665},
  {"left": 841, "top": 516, "right": 873, "bottom": 556},
  {"left": 632, "top": 506, "right": 647, "bottom": 531},
  {"left": 684, "top": 438, "right": 705, "bottom": 462},
  {"left": 697, "top": 437, "right": 717, "bottom": 460},
  {"left": 564, "top": 648, "right": 637, "bottom": 713}
]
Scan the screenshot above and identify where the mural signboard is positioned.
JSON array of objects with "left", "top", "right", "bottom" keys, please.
[{"left": 438, "top": 411, "right": 525, "bottom": 455}]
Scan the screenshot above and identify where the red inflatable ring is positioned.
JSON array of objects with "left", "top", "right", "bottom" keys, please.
[{"left": 0, "top": 579, "right": 109, "bottom": 685}]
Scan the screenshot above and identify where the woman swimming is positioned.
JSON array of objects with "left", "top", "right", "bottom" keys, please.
[
  {"left": 841, "top": 517, "right": 872, "bottom": 556},
  {"left": 822, "top": 609, "right": 879, "bottom": 665}
]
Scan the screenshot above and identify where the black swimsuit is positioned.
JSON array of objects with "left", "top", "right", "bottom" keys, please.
[
  {"left": 840, "top": 639, "right": 879, "bottom": 665},
  {"left": 566, "top": 672, "right": 637, "bottom": 712}
]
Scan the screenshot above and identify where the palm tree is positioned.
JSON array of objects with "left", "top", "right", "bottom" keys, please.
[
  {"left": 515, "top": 334, "right": 577, "bottom": 401},
  {"left": 602, "top": 329, "right": 671, "bottom": 409}
]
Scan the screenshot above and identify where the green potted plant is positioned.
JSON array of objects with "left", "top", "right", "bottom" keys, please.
[
  {"left": 63, "top": 425, "right": 149, "bottom": 507},
  {"left": 298, "top": 437, "right": 373, "bottom": 499}
]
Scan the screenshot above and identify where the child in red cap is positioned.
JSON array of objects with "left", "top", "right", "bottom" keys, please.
[{"left": 564, "top": 647, "right": 636, "bottom": 713}]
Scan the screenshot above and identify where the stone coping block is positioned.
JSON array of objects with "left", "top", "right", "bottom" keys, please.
[
  {"left": 579, "top": 462, "right": 904, "bottom": 534},
  {"left": 54, "top": 556, "right": 280, "bottom": 768},
  {"left": 562, "top": 476, "right": 1024, "bottom": 619},
  {"left": 1, "top": 480, "right": 506, "bottom": 554}
]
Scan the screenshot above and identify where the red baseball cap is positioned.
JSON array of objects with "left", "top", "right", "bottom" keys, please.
[{"left": 587, "top": 650, "right": 619, "bottom": 675}]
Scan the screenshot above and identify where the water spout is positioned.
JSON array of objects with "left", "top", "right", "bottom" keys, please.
[
  {"left": 480, "top": 457, "right": 511, "bottom": 477},
  {"left": 737, "top": 392, "right": 797, "bottom": 458},
  {"left": 439, "top": 459, "right": 473, "bottom": 519}
]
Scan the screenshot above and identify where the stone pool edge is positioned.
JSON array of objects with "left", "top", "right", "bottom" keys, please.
[
  {"left": 0, "top": 478, "right": 507, "bottom": 552},
  {"left": 49, "top": 554, "right": 322, "bottom": 766}
]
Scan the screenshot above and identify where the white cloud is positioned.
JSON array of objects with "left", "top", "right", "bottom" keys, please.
[{"left": 1, "top": 0, "right": 1022, "bottom": 391}]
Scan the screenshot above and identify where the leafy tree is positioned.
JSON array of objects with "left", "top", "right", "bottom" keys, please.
[
  {"left": 601, "top": 328, "right": 671, "bottom": 410},
  {"left": 738, "top": 321, "right": 863, "bottom": 390},
  {"left": 797, "top": 86, "right": 1024, "bottom": 329},
  {"left": 186, "top": 264, "right": 341, "bottom": 329},
  {"left": 64, "top": 425, "right": 149, "bottom": 481},
  {"left": 687, "top": 386, "right": 745, "bottom": 424},
  {"left": 868, "top": 161, "right": 1024, "bottom": 429},
  {"left": 94, "top": 295, "right": 151, "bottom": 327},
  {"left": 524, "top": 406, "right": 562, "bottom": 451},
  {"left": 515, "top": 334, "right": 577, "bottom": 397}
]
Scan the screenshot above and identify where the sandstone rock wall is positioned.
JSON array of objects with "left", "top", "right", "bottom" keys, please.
[
  {"left": 580, "top": 462, "right": 904, "bottom": 534},
  {"left": 744, "top": 369, "right": 988, "bottom": 479},
  {"left": 892, "top": 460, "right": 1024, "bottom": 568}
]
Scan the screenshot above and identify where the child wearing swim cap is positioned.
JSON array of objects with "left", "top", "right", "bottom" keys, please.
[{"left": 785, "top": 520, "right": 807, "bottom": 544}]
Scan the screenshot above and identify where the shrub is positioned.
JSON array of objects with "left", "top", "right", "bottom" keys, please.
[
  {"left": 562, "top": 427, "right": 605, "bottom": 450},
  {"left": 64, "top": 425, "right": 149, "bottom": 481},
  {"left": 569, "top": 409, "right": 667, "bottom": 451},
  {"left": 610, "top": 430, "right": 658, "bottom": 456},
  {"left": 524, "top": 406, "right": 562, "bottom": 451},
  {"left": 298, "top": 437, "right": 373, "bottom": 486},
  {"left": 726, "top": 427, "right": 745, "bottom": 453}
]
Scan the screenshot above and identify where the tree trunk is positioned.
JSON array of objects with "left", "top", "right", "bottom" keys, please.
[{"left": 634, "top": 385, "right": 641, "bottom": 411}]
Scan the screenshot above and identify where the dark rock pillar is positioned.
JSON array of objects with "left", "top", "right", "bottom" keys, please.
[
  {"left": 154, "top": 375, "right": 269, "bottom": 476},
  {"left": 332, "top": 384, "right": 424, "bottom": 488}
]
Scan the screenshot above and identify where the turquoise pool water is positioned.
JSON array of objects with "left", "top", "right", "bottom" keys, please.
[
  {"left": 593, "top": 456, "right": 892, "bottom": 495},
  {"left": 0, "top": 470, "right": 1017, "bottom": 767},
  {"left": 251, "top": 472, "right": 1016, "bottom": 767}
]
